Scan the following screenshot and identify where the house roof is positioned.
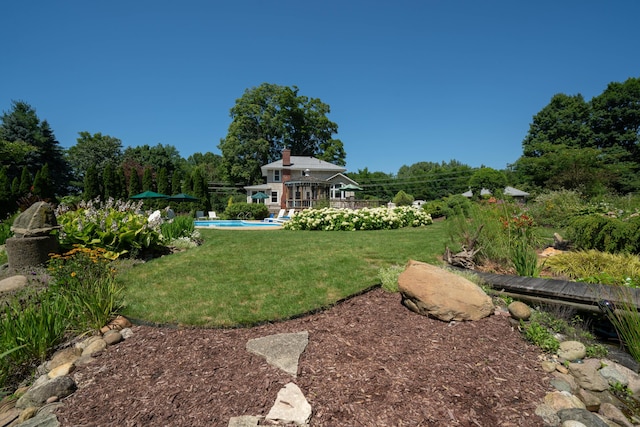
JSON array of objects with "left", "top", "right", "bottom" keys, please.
[
  {"left": 462, "top": 186, "right": 530, "bottom": 198},
  {"left": 261, "top": 156, "right": 346, "bottom": 175}
]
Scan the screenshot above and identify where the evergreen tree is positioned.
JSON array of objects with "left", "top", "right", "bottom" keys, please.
[
  {"left": 32, "top": 169, "right": 43, "bottom": 197},
  {"left": 171, "top": 169, "right": 182, "bottom": 194},
  {"left": 142, "top": 167, "right": 154, "bottom": 191},
  {"left": 11, "top": 177, "right": 19, "bottom": 196},
  {"left": 83, "top": 165, "right": 100, "bottom": 200},
  {"left": 19, "top": 166, "right": 32, "bottom": 195},
  {"left": 38, "top": 163, "right": 55, "bottom": 200},
  {"left": 128, "top": 171, "right": 141, "bottom": 197},
  {"left": 0, "top": 102, "right": 70, "bottom": 195},
  {"left": 192, "top": 168, "right": 206, "bottom": 199},
  {"left": 0, "top": 167, "right": 12, "bottom": 218},
  {"left": 157, "top": 167, "right": 169, "bottom": 195},
  {"left": 103, "top": 163, "right": 116, "bottom": 200},
  {"left": 116, "top": 166, "right": 127, "bottom": 200},
  {"left": 183, "top": 173, "right": 193, "bottom": 194}
]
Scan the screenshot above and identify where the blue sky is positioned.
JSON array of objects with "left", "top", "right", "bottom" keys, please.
[{"left": 2, "top": 1, "right": 638, "bottom": 175}]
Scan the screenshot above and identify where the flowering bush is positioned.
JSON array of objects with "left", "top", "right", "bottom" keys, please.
[
  {"left": 55, "top": 198, "right": 162, "bottom": 259},
  {"left": 283, "top": 206, "right": 432, "bottom": 231}
]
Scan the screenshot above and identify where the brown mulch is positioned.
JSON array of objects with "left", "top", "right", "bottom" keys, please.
[{"left": 55, "top": 288, "right": 552, "bottom": 426}]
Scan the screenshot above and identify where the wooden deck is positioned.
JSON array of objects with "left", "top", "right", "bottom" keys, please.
[{"left": 462, "top": 269, "right": 640, "bottom": 311}]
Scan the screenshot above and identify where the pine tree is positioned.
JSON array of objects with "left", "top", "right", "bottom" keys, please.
[
  {"left": 157, "top": 167, "right": 169, "bottom": 195},
  {"left": 38, "top": 163, "right": 54, "bottom": 200},
  {"left": 11, "top": 177, "right": 19, "bottom": 196},
  {"left": 171, "top": 170, "right": 182, "bottom": 194},
  {"left": 19, "top": 166, "right": 31, "bottom": 195},
  {"left": 0, "top": 167, "right": 12, "bottom": 217},
  {"left": 142, "top": 167, "right": 154, "bottom": 191},
  {"left": 116, "top": 166, "right": 127, "bottom": 200},
  {"left": 32, "top": 169, "right": 43, "bottom": 197},
  {"left": 103, "top": 162, "right": 116, "bottom": 200},
  {"left": 83, "top": 166, "right": 100, "bottom": 200},
  {"left": 128, "top": 171, "right": 141, "bottom": 197}
]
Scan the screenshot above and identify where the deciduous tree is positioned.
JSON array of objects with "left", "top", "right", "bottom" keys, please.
[{"left": 219, "top": 83, "right": 345, "bottom": 184}]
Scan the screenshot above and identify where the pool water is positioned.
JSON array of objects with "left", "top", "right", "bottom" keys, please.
[{"left": 193, "top": 220, "right": 282, "bottom": 228}]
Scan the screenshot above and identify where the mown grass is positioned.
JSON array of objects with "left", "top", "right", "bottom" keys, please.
[{"left": 119, "top": 222, "right": 449, "bottom": 327}]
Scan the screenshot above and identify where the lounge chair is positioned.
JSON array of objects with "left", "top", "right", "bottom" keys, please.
[
  {"left": 263, "top": 209, "right": 286, "bottom": 223},
  {"left": 272, "top": 209, "right": 296, "bottom": 223},
  {"left": 196, "top": 211, "right": 207, "bottom": 220},
  {"left": 208, "top": 211, "right": 217, "bottom": 219}
]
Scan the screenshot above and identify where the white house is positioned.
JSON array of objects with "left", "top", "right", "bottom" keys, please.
[{"left": 244, "top": 149, "right": 360, "bottom": 212}]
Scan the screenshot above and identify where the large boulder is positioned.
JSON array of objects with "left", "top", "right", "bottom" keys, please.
[{"left": 398, "top": 260, "right": 494, "bottom": 321}]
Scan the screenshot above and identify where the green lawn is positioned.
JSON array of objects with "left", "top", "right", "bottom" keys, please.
[{"left": 118, "top": 221, "right": 450, "bottom": 327}]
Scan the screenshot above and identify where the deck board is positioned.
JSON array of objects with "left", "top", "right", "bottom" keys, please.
[{"left": 463, "top": 269, "right": 640, "bottom": 310}]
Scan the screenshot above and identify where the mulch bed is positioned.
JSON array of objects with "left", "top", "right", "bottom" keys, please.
[{"left": 55, "top": 288, "right": 551, "bottom": 426}]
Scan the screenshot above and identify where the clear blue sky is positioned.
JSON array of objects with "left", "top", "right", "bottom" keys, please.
[{"left": 2, "top": 1, "right": 638, "bottom": 174}]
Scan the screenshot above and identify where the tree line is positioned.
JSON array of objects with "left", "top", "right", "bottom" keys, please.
[{"left": 2, "top": 77, "right": 639, "bottom": 218}]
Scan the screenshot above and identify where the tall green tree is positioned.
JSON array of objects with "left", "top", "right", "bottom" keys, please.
[
  {"left": 18, "top": 166, "right": 31, "bottom": 195},
  {"left": 122, "top": 144, "right": 183, "bottom": 177},
  {"left": 172, "top": 169, "right": 183, "bottom": 195},
  {"left": 103, "top": 162, "right": 117, "bottom": 200},
  {"left": 0, "top": 166, "right": 12, "bottom": 218},
  {"left": 156, "top": 167, "right": 169, "bottom": 195},
  {"left": 67, "top": 132, "right": 123, "bottom": 189},
  {"left": 128, "top": 171, "right": 141, "bottom": 197},
  {"left": 116, "top": 165, "right": 128, "bottom": 200},
  {"left": 142, "top": 167, "right": 154, "bottom": 191},
  {"left": 219, "top": 83, "right": 346, "bottom": 185},
  {"left": 83, "top": 166, "right": 101, "bottom": 200},
  {"left": 0, "top": 101, "right": 70, "bottom": 195},
  {"left": 468, "top": 167, "right": 507, "bottom": 199}
]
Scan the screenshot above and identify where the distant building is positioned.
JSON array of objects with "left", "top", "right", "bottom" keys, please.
[{"left": 461, "top": 186, "right": 530, "bottom": 202}]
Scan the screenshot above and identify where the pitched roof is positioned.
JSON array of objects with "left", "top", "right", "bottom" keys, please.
[
  {"left": 462, "top": 186, "right": 530, "bottom": 197},
  {"left": 261, "top": 156, "right": 346, "bottom": 174}
]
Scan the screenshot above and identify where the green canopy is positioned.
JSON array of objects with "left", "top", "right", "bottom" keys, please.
[
  {"left": 130, "top": 190, "right": 169, "bottom": 199},
  {"left": 168, "top": 193, "right": 199, "bottom": 201},
  {"left": 251, "top": 191, "right": 270, "bottom": 200}
]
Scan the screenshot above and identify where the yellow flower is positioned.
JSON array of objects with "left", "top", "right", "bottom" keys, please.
[{"left": 71, "top": 272, "right": 77, "bottom": 277}]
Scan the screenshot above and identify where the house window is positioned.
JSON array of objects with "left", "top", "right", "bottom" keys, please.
[
  {"left": 274, "top": 170, "right": 280, "bottom": 182},
  {"left": 271, "top": 191, "right": 277, "bottom": 203}
]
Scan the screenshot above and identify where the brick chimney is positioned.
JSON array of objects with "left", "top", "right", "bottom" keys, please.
[
  {"left": 281, "top": 149, "right": 292, "bottom": 209},
  {"left": 282, "top": 148, "right": 291, "bottom": 166}
]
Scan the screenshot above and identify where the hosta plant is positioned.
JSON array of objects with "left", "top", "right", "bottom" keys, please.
[{"left": 56, "top": 198, "right": 162, "bottom": 259}]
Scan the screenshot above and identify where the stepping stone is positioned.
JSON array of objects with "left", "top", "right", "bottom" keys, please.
[
  {"left": 266, "top": 382, "right": 311, "bottom": 426},
  {"left": 246, "top": 331, "right": 308, "bottom": 377},
  {"left": 228, "top": 415, "right": 262, "bottom": 426},
  {"left": 0, "top": 275, "right": 27, "bottom": 294}
]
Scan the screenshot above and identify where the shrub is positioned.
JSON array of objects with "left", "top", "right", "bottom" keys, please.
[
  {"left": 283, "top": 206, "right": 432, "bottom": 231},
  {"left": 422, "top": 200, "right": 451, "bottom": 219},
  {"left": 393, "top": 190, "right": 414, "bottom": 206},
  {"left": 544, "top": 250, "right": 640, "bottom": 287},
  {"left": 567, "top": 214, "right": 640, "bottom": 254},
  {"left": 56, "top": 198, "right": 161, "bottom": 259},
  {"left": 527, "top": 189, "right": 586, "bottom": 228},
  {"left": 224, "top": 202, "right": 269, "bottom": 220},
  {"left": 0, "top": 212, "right": 18, "bottom": 245}
]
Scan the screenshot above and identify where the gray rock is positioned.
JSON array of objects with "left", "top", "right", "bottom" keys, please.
[
  {"left": 0, "top": 275, "right": 27, "bottom": 293},
  {"left": 598, "top": 403, "right": 634, "bottom": 427},
  {"left": 265, "top": 383, "right": 312, "bottom": 426},
  {"left": 81, "top": 337, "right": 107, "bottom": 356},
  {"left": 10, "top": 202, "right": 59, "bottom": 237},
  {"left": 246, "top": 331, "right": 308, "bottom": 376},
  {"left": 18, "top": 409, "right": 60, "bottom": 427},
  {"left": 16, "top": 376, "right": 76, "bottom": 409},
  {"left": 102, "top": 330, "right": 123, "bottom": 345},
  {"left": 557, "top": 408, "right": 609, "bottom": 427},
  {"left": 508, "top": 301, "right": 532, "bottom": 320},
  {"left": 558, "top": 341, "right": 587, "bottom": 361},
  {"left": 599, "top": 364, "right": 628, "bottom": 387},
  {"left": 568, "top": 360, "right": 610, "bottom": 392}
]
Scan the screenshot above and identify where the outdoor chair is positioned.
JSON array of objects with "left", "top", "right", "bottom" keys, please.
[
  {"left": 208, "top": 211, "right": 217, "bottom": 219},
  {"left": 196, "top": 211, "right": 207, "bottom": 220}
]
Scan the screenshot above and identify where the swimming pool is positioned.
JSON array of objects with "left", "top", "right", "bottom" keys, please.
[{"left": 193, "top": 220, "right": 282, "bottom": 229}]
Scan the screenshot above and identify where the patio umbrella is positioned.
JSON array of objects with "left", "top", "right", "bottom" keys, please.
[
  {"left": 168, "top": 193, "right": 199, "bottom": 202},
  {"left": 130, "top": 190, "right": 169, "bottom": 199},
  {"left": 338, "top": 184, "right": 363, "bottom": 191},
  {"left": 251, "top": 191, "right": 270, "bottom": 200}
]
